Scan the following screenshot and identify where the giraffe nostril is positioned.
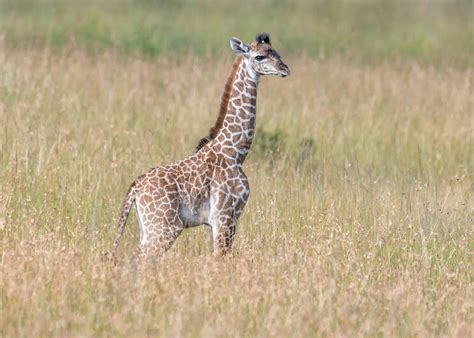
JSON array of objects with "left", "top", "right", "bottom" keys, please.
[{"left": 279, "top": 63, "right": 290, "bottom": 75}]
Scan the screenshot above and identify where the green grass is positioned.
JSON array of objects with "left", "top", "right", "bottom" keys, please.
[{"left": 0, "top": 0, "right": 473, "bottom": 65}]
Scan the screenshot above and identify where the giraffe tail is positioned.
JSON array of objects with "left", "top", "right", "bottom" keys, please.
[{"left": 110, "top": 182, "right": 137, "bottom": 260}]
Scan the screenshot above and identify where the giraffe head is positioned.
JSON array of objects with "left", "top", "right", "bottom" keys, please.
[{"left": 230, "top": 33, "right": 290, "bottom": 78}]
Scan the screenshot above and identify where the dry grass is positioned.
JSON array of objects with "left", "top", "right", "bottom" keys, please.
[{"left": 0, "top": 48, "right": 472, "bottom": 337}]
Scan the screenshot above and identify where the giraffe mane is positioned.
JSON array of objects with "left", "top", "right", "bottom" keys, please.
[{"left": 195, "top": 56, "right": 243, "bottom": 152}]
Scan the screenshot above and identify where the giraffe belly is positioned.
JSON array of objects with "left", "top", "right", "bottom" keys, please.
[{"left": 178, "top": 200, "right": 210, "bottom": 228}]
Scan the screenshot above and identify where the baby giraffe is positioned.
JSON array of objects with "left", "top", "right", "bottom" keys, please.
[{"left": 112, "top": 33, "right": 290, "bottom": 259}]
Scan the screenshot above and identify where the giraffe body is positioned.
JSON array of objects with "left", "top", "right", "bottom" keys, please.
[{"left": 112, "top": 33, "right": 290, "bottom": 258}]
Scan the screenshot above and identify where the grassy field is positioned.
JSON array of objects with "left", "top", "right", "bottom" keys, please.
[
  {"left": 1, "top": 1, "right": 473, "bottom": 337},
  {"left": 1, "top": 0, "right": 473, "bottom": 65}
]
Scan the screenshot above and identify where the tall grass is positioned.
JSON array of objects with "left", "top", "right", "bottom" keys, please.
[
  {"left": 1, "top": 0, "right": 473, "bottom": 336},
  {"left": 1, "top": 46, "right": 472, "bottom": 336}
]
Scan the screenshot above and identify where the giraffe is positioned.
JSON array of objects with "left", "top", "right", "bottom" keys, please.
[{"left": 111, "top": 33, "right": 290, "bottom": 259}]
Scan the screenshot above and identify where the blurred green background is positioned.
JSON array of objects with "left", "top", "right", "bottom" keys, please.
[{"left": 1, "top": 0, "right": 472, "bottom": 66}]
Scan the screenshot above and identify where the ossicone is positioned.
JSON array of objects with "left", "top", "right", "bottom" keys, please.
[{"left": 256, "top": 32, "right": 270, "bottom": 44}]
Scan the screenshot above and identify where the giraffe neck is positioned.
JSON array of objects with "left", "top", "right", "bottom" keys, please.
[{"left": 212, "top": 56, "right": 259, "bottom": 164}]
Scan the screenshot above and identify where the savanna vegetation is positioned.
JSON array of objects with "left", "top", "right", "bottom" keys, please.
[{"left": 1, "top": 1, "right": 472, "bottom": 337}]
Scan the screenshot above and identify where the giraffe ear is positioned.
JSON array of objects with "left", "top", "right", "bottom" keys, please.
[{"left": 230, "top": 37, "right": 250, "bottom": 55}]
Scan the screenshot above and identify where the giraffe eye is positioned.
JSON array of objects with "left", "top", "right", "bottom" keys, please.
[{"left": 255, "top": 55, "right": 266, "bottom": 61}]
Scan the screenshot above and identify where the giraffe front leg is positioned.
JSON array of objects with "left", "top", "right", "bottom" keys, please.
[
  {"left": 209, "top": 194, "right": 248, "bottom": 256},
  {"left": 211, "top": 214, "right": 237, "bottom": 257},
  {"left": 209, "top": 170, "right": 250, "bottom": 256}
]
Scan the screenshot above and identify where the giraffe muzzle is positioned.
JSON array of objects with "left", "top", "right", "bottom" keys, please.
[{"left": 278, "top": 62, "right": 290, "bottom": 77}]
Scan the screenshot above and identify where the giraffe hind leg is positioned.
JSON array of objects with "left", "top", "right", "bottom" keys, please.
[
  {"left": 139, "top": 229, "right": 183, "bottom": 260},
  {"left": 135, "top": 198, "right": 184, "bottom": 260},
  {"left": 135, "top": 200, "right": 146, "bottom": 246}
]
